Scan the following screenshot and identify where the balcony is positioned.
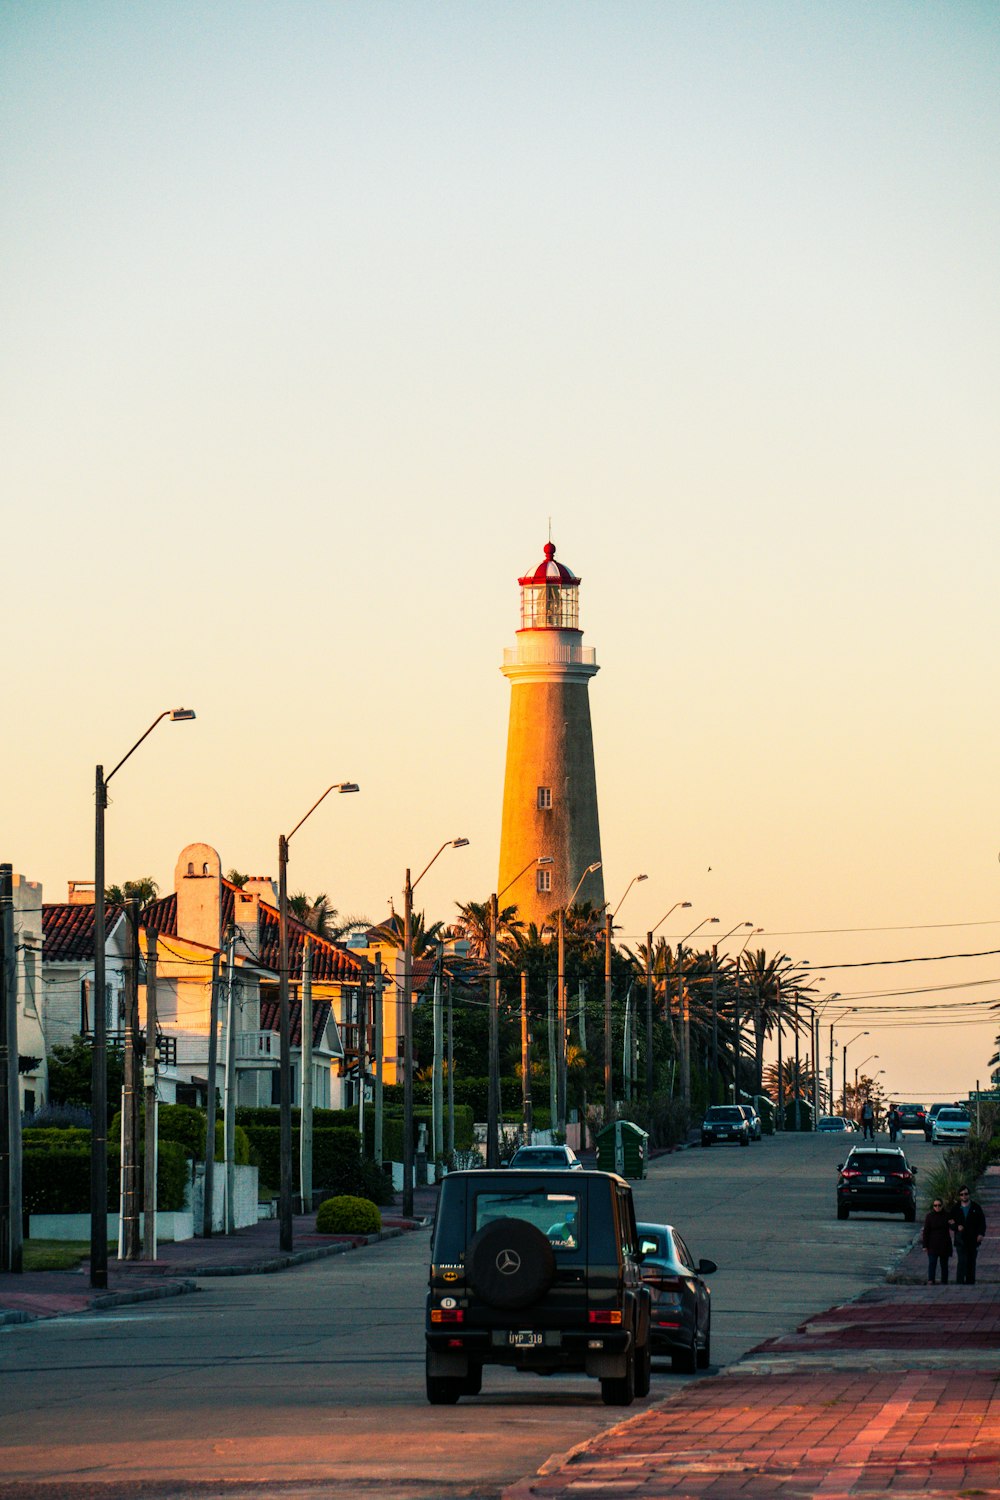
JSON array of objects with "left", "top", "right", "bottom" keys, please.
[
  {"left": 503, "top": 641, "right": 597, "bottom": 668},
  {"left": 235, "top": 1029, "right": 281, "bottom": 1069}
]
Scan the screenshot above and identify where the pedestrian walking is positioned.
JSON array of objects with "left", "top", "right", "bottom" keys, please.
[
  {"left": 950, "top": 1186, "right": 987, "bottom": 1284},
  {"left": 921, "top": 1198, "right": 952, "bottom": 1284},
  {"left": 860, "top": 1097, "right": 875, "bottom": 1140},
  {"left": 887, "top": 1105, "right": 899, "bottom": 1143}
]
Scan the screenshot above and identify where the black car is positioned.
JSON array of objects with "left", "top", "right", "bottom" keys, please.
[
  {"left": 836, "top": 1146, "right": 917, "bottom": 1221},
  {"left": 701, "top": 1105, "right": 750, "bottom": 1147},
  {"left": 637, "top": 1222, "right": 716, "bottom": 1373},
  {"left": 426, "top": 1169, "right": 651, "bottom": 1407},
  {"left": 923, "top": 1103, "right": 954, "bottom": 1143},
  {"left": 895, "top": 1103, "right": 926, "bottom": 1134}
]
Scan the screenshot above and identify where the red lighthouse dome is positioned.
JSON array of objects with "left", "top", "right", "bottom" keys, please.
[{"left": 517, "top": 541, "right": 581, "bottom": 630}]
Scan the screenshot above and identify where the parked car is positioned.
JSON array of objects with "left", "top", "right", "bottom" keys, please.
[
  {"left": 701, "top": 1105, "right": 750, "bottom": 1147},
  {"left": 425, "top": 1168, "right": 651, "bottom": 1406},
  {"left": 923, "top": 1103, "right": 954, "bottom": 1143},
  {"left": 637, "top": 1221, "right": 716, "bottom": 1373},
  {"left": 931, "top": 1108, "right": 972, "bottom": 1145},
  {"left": 507, "top": 1144, "right": 583, "bottom": 1171},
  {"left": 895, "top": 1103, "right": 926, "bottom": 1133},
  {"left": 737, "top": 1105, "right": 762, "bottom": 1141},
  {"left": 817, "top": 1115, "right": 850, "bottom": 1132},
  {"left": 836, "top": 1146, "right": 917, "bottom": 1221}
]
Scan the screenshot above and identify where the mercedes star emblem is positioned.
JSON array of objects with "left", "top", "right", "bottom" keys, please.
[{"left": 496, "top": 1248, "right": 521, "bottom": 1275}]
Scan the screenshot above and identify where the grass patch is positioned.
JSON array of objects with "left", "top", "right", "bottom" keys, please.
[{"left": 22, "top": 1239, "right": 113, "bottom": 1272}]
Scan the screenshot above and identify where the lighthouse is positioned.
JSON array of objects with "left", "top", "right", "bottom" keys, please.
[{"left": 498, "top": 541, "right": 605, "bottom": 927}]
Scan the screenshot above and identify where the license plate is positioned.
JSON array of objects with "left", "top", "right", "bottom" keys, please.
[
  {"left": 509, "top": 1330, "right": 542, "bottom": 1348},
  {"left": 867, "top": 1176, "right": 885, "bottom": 1184}
]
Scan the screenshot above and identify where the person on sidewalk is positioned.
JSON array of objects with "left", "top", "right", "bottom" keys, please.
[
  {"left": 921, "top": 1198, "right": 952, "bottom": 1284},
  {"left": 860, "top": 1097, "right": 875, "bottom": 1140},
  {"left": 950, "top": 1186, "right": 987, "bottom": 1284},
  {"left": 887, "top": 1105, "right": 900, "bottom": 1143}
]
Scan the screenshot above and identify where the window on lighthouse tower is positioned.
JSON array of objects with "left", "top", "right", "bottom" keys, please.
[
  {"left": 537, "top": 868, "right": 552, "bottom": 893},
  {"left": 537, "top": 786, "right": 552, "bottom": 810}
]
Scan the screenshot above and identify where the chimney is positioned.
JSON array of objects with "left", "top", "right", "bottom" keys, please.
[
  {"left": 174, "top": 843, "right": 224, "bottom": 950},
  {"left": 68, "top": 881, "right": 96, "bottom": 905}
]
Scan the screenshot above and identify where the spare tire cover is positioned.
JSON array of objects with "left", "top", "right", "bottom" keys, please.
[{"left": 467, "top": 1217, "right": 556, "bottom": 1310}]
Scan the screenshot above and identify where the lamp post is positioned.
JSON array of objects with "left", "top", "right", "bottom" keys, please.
[
  {"left": 553, "top": 862, "right": 601, "bottom": 1137},
  {"left": 487, "top": 855, "right": 552, "bottom": 1168},
  {"left": 643, "top": 900, "right": 691, "bottom": 1106},
  {"left": 731, "top": 927, "right": 763, "bottom": 1103},
  {"left": 855, "top": 1053, "right": 879, "bottom": 1092},
  {"left": 841, "top": 1030, "right": 869, "bottom": 1115},
  {"left": 603, "top": 874, "right": 647, "bottom": 1121},
  {"left": 710, "top": 922, "right": 753, "bottom": 1107},
  {"left": 402, "top": 839, "right": 469, "bottom": 1217},
  {"left": 677, "top": 917, "right": 719, "bottom": 1115},
  {"left": 277, "top": 782, "right": 359, "bottom": 1251},
  {"left": 90, "top": 708, "right": 195, "bottom": 1290}
]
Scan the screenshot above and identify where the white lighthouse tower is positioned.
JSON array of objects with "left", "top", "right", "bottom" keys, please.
[{"left": 498, "top": 541, "right": 605, "bottom": 928}]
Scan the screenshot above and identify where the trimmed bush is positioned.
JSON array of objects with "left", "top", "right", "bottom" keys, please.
[
  {"left": 316, "top": 1195, "right": 381, "bottom": 1235},
  {"left": 23, "top": 1141, "right": 188, "bottom": 1214}
]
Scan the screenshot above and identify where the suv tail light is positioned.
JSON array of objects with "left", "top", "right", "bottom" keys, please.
[
  {"left": 430, "top": 1308, "right": 464, "bottom": 1324},
  {"left": 839, "top": 1169, "right": 861, "bottom": 1179},
  {"left": 588, "top": 1310, "right": 623, "bottom": 1326},
  {"left": 891, "top": 1171, "right": 913, "bottom": 1181}
]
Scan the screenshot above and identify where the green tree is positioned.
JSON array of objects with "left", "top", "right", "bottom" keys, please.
[
  {"left": 104, "top": 877, "right": 159, "bottom": 905},
  {"left": 226, "top": 869, "right": 249, "bottom": 888},
  {"left": 451, "top": 898, "right": 522, "bottom": 961},
  {"left": 368, "top": 909, "right": 445, "bottom": 957},
  {"left": 47, "top": 1035, "right": 124, "bottom": 1119},
  {"left": 738, "top": 949, "right": 817, "bottom": 1096},
  {"left": 288, "top": 891, "right": 371, "bottom": 939}
]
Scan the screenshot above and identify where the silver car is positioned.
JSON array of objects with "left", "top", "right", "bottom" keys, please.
[
  {"left": 507, "top": 1144, "right": 584, "bottom": 1170},
  {"left": 930, "top": 1108, "right": 971, "bottom": 1145}
]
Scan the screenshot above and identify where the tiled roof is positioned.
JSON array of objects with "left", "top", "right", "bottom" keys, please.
[
  {"left": 42, "top": 904, "right": 125, "bottom": 962},
  {"left": 143, "top": 880, "right": 363, "bottom": 983},
  {"left": 259, "top": 996, "right": 337, "bottom": 1050}
]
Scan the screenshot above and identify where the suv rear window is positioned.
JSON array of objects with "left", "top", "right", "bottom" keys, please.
[
  {"left": 474, "top": 1188, "right": 582, "bottom": 1251},
  {"left": 937, "top": 1109, "right": 969, "bottom": 1121},
  {"left": 847, "top": 1152, "right": 907, "bottom": 1173},
  {"left": 705, "top": 1106, "right": 742, "bottom": 1121}
]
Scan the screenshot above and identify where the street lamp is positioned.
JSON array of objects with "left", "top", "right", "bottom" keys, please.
[
  {"left": 555, "top": 862, "right": 602, "bottom": 1137},
  {"left": 91, "top": 708, "right": 196, "bottom": 1289},
  {"left": 841, "top": 1030, "right": 869, "bottom": 1115},
  {"left": 731, "top": 926, "right": 763, "bottom": 1103},
  {"left": 677, "top": 916, "right": 719, "bottom": 1115},
  {"left": 602, "top": 874, "right": 648, "bottom": 1120},
  {"left": 855, "top": 1053, "right": 879, "bottom": 1090},
  {"left": 278, "top": 782, "right": 359, "bottom": 1250},
  {"left": 710, "top": 922, "right": 753, "bottom": 1107},
  {"left": 486, "top": 855, "right": 552, "bottom": 1167},
  {"left": 403, "top": 839, "right": 469, "bottom": 1217}
]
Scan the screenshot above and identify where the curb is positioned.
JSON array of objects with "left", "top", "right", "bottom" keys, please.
[{"left": 183, "top": 1225, "right": 405, "bottom": 1278}]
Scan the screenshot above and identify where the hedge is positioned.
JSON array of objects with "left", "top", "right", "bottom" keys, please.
[
  {"left": 110, "top": 1106, "right": 251, "bottom": 1166},
  {"left": 243, "top": 1125, "right": 362, "bottom": 1193},
  {"left": 23, "top": 1141, "right": 188, "bottom": 1215},
  {"left": 236, "top": 1104, "right": 475, "bottom": 1159}
]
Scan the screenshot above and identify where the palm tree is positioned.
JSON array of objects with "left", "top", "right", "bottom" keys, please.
[
  {"left": 288, "top": 892, "right": 372, "bottom": 940},
  {"left": 738, "top": 948, "right": 817, "bottom": 1096},
  {"left": 104, "top": 877, "right": 159, "bottom": 905},
  {"left": 367, "top": 909, "right": 446, "bottom": 957},
  {"left": 452, "top": 898, "right": 523, "bottom": 961}
]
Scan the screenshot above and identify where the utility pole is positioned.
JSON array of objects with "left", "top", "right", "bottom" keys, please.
[
  {"left": 203, "top": 952, "right": 221, "bottom": 1237},
  {"left": 222, "top": 926, "right": 237, "bottom": 1234},
  {"left": 0, "top": 863, "right": 21, "bottom": 1273},
  {"left": 487, "top": 892, "right": 499, "bottom": 1167},
  {"left": 432, "top": 944, "right": 444, "bottom": 1164},
  {"left": 645, "top": 933, "right": 654, "bottom": 1105},
  {"left": 120, "top": 899, "right": 141, "bottom": 1259},
  {"left": 546, "top": 977, "right": 557, "bottom": 1130},
  {"left": 143, "top": 930, "right": 159, "bottom": 1261},
  {"left": 793, "top": 988, "right": 801, "bottom": 1133},
  {"left": 776, "top": 975, "right": 783, "bottom": 1131},
  {"left": 520, "top": 972, "right": 532, "bottom": 1144},
  {"left": 603, "top": 911, "right": 613, "bottom": 1123},
  {"left": 299, "top": 937, "right": 313, "bottom": 1215},
  {"left": 402, "top": 867, "right": 414, "bottom": 1216},
  {"left": 556, "top": 907, "right": 567, "bottom": 1137},
  {"left": 357, "top": 958, "right": 368, "bottom": 1149},
  {"left": 446, "top": 971, "right": 455, "bottom": 1162},
  {"left": 710, "top": 944, "right": 719, "bottom": 1107},
  {"left": 373, "top": 953, "right": 384, "bottom": 1167},
  {"left": 578, "top": 980, "right": 587, "bottom": 1150},
  {"left": 678, "top": 943, "right": 690, "bottom": 1115},
  {"left": 91, "top": 765, "right": 109, "bottom": 1289}
]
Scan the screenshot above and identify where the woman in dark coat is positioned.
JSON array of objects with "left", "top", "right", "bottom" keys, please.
[{"left": 922, "top": 1198, "right": 953, "bottom": 1284}]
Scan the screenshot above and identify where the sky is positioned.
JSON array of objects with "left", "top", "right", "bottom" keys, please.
[{"left": 3, "top": 1, "right": 999, "bottom": 1105}]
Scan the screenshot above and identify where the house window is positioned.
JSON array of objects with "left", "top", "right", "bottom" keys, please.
[
  {"left": 537, "top": 869, "right": 552, "bottom": 893},
  {"left": 537, "top": 786, "right": 552, "bottom": 810},
  {"left": 22, "top": 955, "right": 37, "bottom": 1016}
]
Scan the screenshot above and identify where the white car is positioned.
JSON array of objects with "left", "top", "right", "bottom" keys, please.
[{"left": 931, "top": 1108, "right": 972, "bottom": 1145}]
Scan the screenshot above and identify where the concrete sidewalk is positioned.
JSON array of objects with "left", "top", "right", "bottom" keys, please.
[
  {"left": 0, "top": 1182, "right": 437, "bottom": 1327},
  {"left": 505, "top": 1165, "right": 1000, "bottom": 1499}
]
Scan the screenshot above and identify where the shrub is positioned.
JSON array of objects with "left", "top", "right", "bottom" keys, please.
[
  {"left": 23, "top": 1141, "right": 188, "bottom": 1214},
  {"left": 22, "top": 1104, "right": 91, "bottom": 1129},
  {"left": 315, "top": 1195, "right": 381, "bottom": 1235},
  {"left": 110, "top": 1107, "right": 251, "bottom": 1166}
]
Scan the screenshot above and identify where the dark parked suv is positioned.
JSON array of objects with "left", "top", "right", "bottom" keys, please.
[
  {"left": 426, "top": 1169, "right": 651, "bottom": 1407},
  {"left": 701, "top": 1105, "right": 750, "bottom": 1147},
  {"left": 836, "top": 1146, "right": 917, "bottom": 1221}
]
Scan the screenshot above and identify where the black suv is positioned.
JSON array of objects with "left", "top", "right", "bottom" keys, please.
[
  {"left": 426, "top": 1169, "right": 651, "bottom": 1407},
  {"left": 701, "top": 1105, "right": 750, "bottom": 1147},
  {"left": 836, "top": 1146, "right": 917, "bottom": 1221}
]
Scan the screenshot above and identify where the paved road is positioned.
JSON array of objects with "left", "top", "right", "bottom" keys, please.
[{"left": 0, "top": 1131, "right": 931, "bottom": 1499}]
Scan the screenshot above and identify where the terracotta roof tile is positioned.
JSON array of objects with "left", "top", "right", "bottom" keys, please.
[
  {"left": 42, "top": 904, "right": 125, "bottom": 962},
  {"left": 259, "top": 996, "right": 335, "bottom": 1050}
]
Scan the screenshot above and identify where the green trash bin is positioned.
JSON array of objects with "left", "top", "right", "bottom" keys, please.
[{"left": 595, "top": 1120, "right": 649, "bottom": 1178}]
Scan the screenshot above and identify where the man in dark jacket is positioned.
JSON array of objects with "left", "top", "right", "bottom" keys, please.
[{"left": 950, "top": 1186, "right": 987, "bottom": 1284}]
